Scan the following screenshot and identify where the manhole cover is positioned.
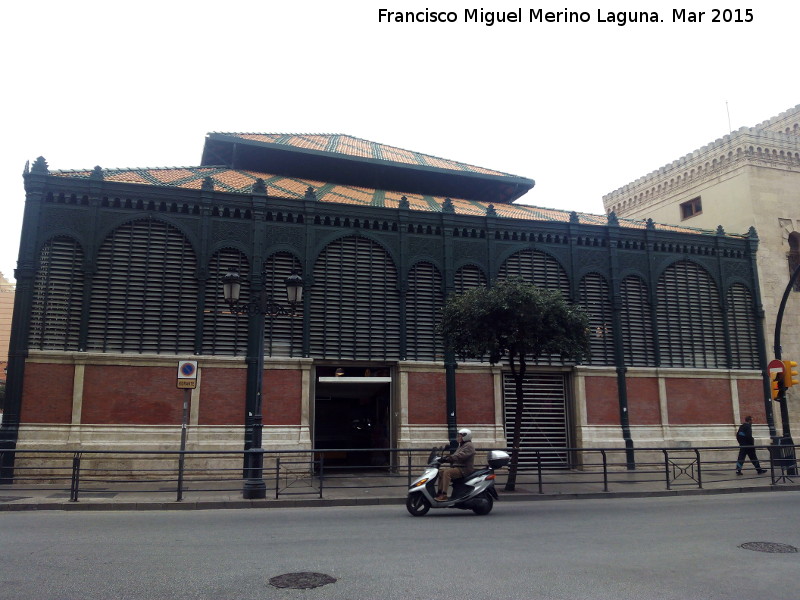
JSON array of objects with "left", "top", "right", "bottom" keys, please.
[
  {"left": 740, "top": 542, "right": 798, "bottom": 553},
  {"left": 269, "top": 572, "right": 337, "bottom": 589}
]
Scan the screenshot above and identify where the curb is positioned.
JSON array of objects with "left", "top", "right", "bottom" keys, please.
[{"left": 2, "top": 484, "right": 799, "bottom": 512}]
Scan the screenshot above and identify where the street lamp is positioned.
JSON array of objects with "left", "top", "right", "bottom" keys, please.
[{"left": 223, "top": 269, "right": 303, "bottom": 499}]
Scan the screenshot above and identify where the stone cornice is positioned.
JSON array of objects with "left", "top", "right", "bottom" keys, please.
[
  {"left": 603, "top": 125, "right": 800, "bottom": 214},
  {"left": 753, "top": 103, "right": 800, "bottom": 134}
]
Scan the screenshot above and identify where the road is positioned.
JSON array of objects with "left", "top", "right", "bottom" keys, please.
[{"left": 1, "top": 492, "right": 798, "bottom": 599}]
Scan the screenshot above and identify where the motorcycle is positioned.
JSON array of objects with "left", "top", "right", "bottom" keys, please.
[{"left": 406, "top": 449, "right": 510, "bottom": 516}]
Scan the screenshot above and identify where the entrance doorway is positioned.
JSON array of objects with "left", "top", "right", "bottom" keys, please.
[{"left": 314, "top": 366, "right": 392, "bottom": 468}]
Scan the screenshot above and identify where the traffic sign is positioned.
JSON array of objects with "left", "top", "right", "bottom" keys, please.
[
  {"left": 177, "top": 360, "right": 198, "bottom": 389},
  {"left": 768, "top": 359, "right": 785, "bottom": 375}
]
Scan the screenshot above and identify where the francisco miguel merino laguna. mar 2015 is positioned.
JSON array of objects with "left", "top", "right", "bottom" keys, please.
[{"left": 377, "top": 8, "right": 755, "bottom": 26}]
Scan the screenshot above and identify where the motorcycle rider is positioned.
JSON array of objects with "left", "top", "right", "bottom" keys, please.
[{"left": 435, "top": 428, "right": 475, "bottom": 501}]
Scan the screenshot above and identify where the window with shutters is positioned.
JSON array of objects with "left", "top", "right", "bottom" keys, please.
[
  {"left": 454, "top": 264, "right": 487, "bottom": 293},
  {"left": 498, "top": 249, "right": 571, "bottom": 365},
  {"left": 578, "top": 273, "right": 614, "bottom": 366},
  {"left": 406, "top": 261, "right": 443, "bottom": 361},
  {"left": 656, "top": 260, "right": 725, "bottom": 368},
  {"left": 202, "top": 248, "right": 250, "bottom": 356},
  {"left": 726, "top": 283, "right": 759, "bottom": 369},
  {"left": 263, "top": 252, "right": 304, "bottom": 358},
  {"left": 619, "top": 275, "right": 655, "bottom": 366},
  {"left": 87, "top": 219, "right": 198, "bottom": 354},
  {"left": 497, "top": 249, "right": 570, "bottom": 297},
  {"left": 29, "top": 237, "right": 84, "bottom": 351},
  {"left": 309, "top": 235, "right": 401, "bottom": 360}
]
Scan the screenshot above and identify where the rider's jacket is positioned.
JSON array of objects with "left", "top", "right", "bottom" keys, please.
[{"left": 448, "top": 441, "right": 475, "bottom": 473}]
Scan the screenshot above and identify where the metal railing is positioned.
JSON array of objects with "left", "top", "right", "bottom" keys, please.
[{"left": 0, "top": 444, "right": 796, "bottom": 503}]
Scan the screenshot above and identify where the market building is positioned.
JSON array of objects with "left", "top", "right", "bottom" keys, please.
[{"left": 0, "top": 132, "right": 771, "bottom": 479}]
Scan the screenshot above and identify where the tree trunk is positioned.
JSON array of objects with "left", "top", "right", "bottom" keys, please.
[{"left": 504, "top": 354, "right": 526, "bottom": 491}]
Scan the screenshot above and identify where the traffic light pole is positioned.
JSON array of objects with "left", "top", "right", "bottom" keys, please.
[
  {"left": 770, "top": 263, "right": 800, "bottom": 481},
  {"left": 774, "top": 263, "right": 800, "bottom": 362},
  {"left": 773, "top": 263, "right": 800, "bottom": 437}
]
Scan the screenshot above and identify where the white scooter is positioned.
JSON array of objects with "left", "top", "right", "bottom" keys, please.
[{"left": 406, "top": 449, "right": 510, "bottom": 516}]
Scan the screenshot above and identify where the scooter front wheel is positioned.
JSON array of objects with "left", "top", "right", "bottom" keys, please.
[{"left": 406, "top": 493, "right": 431, "bottom": 516}]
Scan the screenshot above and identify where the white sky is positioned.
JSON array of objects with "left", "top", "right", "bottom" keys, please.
[{"left": 1, "top": 1, "right": 797, "bottom": 283}]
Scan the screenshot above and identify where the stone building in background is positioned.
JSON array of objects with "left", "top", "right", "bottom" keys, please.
[{"left": 603, "top": 104, "right": 800, "bottom": 437}]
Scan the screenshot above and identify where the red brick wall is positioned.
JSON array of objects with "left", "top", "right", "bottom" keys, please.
[
  {"left": 82, "top": 365, "right": 184, "bottom": 425},
  {"left": 585, "top": 376, "right": 619, "bottom": 425},
  {"left": 20, "top": 362, "right": 74, "bottom": 423},
  {"left": 408, "top": 372, "right": 445, "bottom": 424},
  {"left": 665, "top": 378, "right": 733, "bottom": 424},
  {"left": 737, "top": 379, "right": 767, "bottom": 422},
  {"left": 198, "top": 367, "right": 245, "bottom": 425},
  {"left": 627, "top": 377, "right": 661, "bottom": 425},
  {"left": 456, "top": 372, "right": 495, "bottom": 424},
  {"left": 264, "top": 369, "right": 302, "bottom": 425},
  {"left": 407, "top": 370, "right": 496, "bottom": 425}
]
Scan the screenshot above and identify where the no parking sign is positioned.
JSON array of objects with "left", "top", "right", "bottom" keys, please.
[{"left": 177, "top": 360, "right": 198, "bottom": 389}]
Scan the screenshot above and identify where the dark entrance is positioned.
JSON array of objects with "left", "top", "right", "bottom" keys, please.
[{"left": 314, "top": 366, "right": 391, "bottom": 468}]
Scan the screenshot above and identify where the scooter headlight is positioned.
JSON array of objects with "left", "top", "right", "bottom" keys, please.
[{"left": 411, "top": 477, "right": 429, "bottom": 488}]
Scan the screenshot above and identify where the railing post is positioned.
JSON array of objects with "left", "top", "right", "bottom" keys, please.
[
  {"left": 177, "top": 450, "right": 185, "bottom": 502},
  {"left": 407, "top": 450, "right": 412, "bottom": 488},
  {"left": 695, "top": 448, "right": 702, "bottom": 489},
  {"left": 318, "top": 455, "right": 324, "bottom": 499},
  {"left": 536, "top": 450, "right": 543, "bottom": 494},
  {"left": 769, "top": 446, "right": 775, "bottom": 484},
  {"left": 663, "top": 449, "right": 671, "bottom": 490},
  {"left": 70, "top": 452, "right": 82, "bottom": 502},
  {"left": 601, "top": 450, "right": 608, "bottom": 492},
  {"left": 275, "top": 457, "right": 281, "bottom": 500}
]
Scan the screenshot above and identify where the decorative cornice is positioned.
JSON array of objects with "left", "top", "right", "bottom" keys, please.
[{"left": 603, "top": 124, "right": 800, "bottom": 214}]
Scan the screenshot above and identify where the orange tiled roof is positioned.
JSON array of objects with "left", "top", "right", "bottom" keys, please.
[
  {"left": 51, "top": 166, "right": 720, "bottom": 235},
  {"left": 212, "top": 133, "right": 513, "bottom": 177}
]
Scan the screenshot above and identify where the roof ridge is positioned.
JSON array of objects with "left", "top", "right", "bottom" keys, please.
[{"left": 210, "top": 132, "right": 520, "bottom": 177}]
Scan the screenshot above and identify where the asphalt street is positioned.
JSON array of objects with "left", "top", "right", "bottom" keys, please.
[{"left": 1, "top": 491, "right": 798, "bottom": 599}]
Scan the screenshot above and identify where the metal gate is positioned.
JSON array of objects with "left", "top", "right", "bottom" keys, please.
[{"left": 503, "top": 372, "right": 571, "bottom": 469}]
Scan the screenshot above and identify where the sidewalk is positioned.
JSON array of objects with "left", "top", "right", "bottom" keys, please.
[{"left": 2, "top": 468, "right": 798, "bottom": 512}]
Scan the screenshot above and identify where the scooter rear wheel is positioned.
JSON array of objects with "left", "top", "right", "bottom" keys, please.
[
  {"left": 472, "top": 493, "right": 494, "bottom": 515},
  {"left": 406, "top": 493, "right": 431, "bottom": 516}
]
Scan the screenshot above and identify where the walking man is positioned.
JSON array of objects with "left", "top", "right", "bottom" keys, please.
[{"left": 736, "top": 415, "right": 767, "bottom": 475}]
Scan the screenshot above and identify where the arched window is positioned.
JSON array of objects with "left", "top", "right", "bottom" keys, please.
[
  {"left": 726, "top": 283, "right": 759, "bottom": 369},
  {"left": 454, "top": 264, "right": 487, "bottom": 293},
  {"left": 578, "top": 273, "right": 614, "bottom": 366},
  {"left": 656, "top": 261, "right": 725, "bottom": 368},
  {"left": 87, "top": 219, "right": 198, "bottom": 354},
  {"left": 263, "top": 252, "right": 304, "bottom": 358},
  {"left": 406, "top": 261, "right": 443, "bottom": 361},
  {"left": 498, "top": 249, "right": 571, "bottom": 365},
  {"left": 309, "top": 236, "right": 401, "bottom": 360},
  {"left": 29, "top": 237, "right": 84, "bottom": 351},
  {"left": 497, "top": 249, "right": 570, "bottom": 296},
  {"left": 202, "top": 248, "right": 250, "bottom": 356},
  {"left": 619, "top": 275, "right": 655, "bottom": 366}
]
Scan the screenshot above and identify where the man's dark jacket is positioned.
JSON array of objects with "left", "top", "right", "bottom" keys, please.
[{"left": 737, "top": 421, "right": 755, "bottom": 446}]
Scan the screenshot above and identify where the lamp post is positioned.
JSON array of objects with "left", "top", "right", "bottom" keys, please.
[{"left": 223, "top": 270, "right": 303, "bottom": 499}]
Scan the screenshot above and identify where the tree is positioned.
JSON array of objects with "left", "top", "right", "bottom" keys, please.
[{"left": 438, "top": 277, "right": 591, "bottom": 491}]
